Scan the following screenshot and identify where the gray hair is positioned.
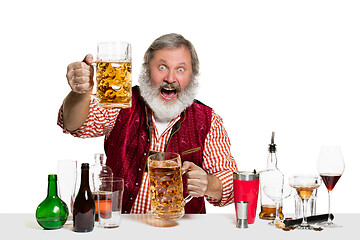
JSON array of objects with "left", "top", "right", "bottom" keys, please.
[{"left": 143, "top": 33, "right": 200, "bottom": 78}]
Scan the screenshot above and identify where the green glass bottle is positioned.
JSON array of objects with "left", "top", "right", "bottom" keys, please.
[{"left": 36, "top": 174, "right": 69, "bottom": 230}]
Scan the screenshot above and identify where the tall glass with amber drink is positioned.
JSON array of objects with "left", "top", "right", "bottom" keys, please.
[{"left": 95, "top": 41, "right": 132, "bottom": 108}]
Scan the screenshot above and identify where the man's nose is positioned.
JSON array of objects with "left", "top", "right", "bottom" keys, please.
[{"left": 164, "top": 69, "right": 176, "bottom": 83}]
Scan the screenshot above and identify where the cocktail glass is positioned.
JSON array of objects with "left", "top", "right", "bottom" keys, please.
[{"left": 289, "top": 174, "right": 321, "bottom": 230}]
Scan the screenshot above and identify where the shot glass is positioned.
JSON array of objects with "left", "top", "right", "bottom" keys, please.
[{"left": 97, "top": 177, "right": 124, "bottom": 228}]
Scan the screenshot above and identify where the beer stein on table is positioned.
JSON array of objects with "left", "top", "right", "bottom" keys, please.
[
  {"left": 148, "top": 152, "right": 193, "bottom": 220},
  {"left": 94, "top": 41, "right": 132, "bottom": 108}
]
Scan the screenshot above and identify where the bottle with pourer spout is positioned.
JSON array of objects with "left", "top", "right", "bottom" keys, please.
[{"left": 259, "top": 132, "right": 285, "bottom": 220}]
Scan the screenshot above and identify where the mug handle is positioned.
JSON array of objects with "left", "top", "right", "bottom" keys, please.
[{"left": 181, "top": 169, "right": 193, "bottom": 205}]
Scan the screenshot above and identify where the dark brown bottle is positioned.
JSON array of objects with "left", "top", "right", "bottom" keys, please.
[{"left": 73, "top": 163, "right": 95, "bottom": 232}]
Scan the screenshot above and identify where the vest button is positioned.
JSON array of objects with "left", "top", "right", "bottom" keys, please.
[
  {"left": 143, "top": 152, "right": 147, "bottom": 156},
  {"left": 135, "top": 182, "right": 139, "bottom": 186},
  {"left": 138, "top": 168, "right": 142, "bottom": 172},
  {"left": 124, "top": 211, "right": 128, "bottom": 214},
  {"left": 147, "top": 139, "right": 150, "bottom": 142},
  {"left": 130, "top": 197, "right": 133, "bottom": 201}
]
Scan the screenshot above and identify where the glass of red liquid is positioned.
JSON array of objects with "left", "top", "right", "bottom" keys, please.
[
  {"left": 317, "top": 145, "right": 345, "bottom": 228},
  {"left": 97, "top": 177, "right": 124, "bottom": 228}
]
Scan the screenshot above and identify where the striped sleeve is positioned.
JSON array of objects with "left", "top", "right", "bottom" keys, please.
[
  {"left": 202, "top": 110, "right": 238, "bottom": 207},
  {"left": 57, "top": 95, "right": 120, "bottom": 138}
]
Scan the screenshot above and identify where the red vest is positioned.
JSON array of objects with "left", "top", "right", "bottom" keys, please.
[{"left": 104, "top": 86, "right": 212, "bottom": 214}]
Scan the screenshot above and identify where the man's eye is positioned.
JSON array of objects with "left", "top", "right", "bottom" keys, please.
[
  {"left": 178, "top": 67, "right": 184, "bottom": 72},
  {"left": 159, "top": 65, "right": 166, "bottom": 70}
]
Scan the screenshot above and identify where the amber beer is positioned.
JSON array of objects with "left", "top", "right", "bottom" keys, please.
[
  {"left": 95, "top": 41, "right": 132, "bottom": 108},
  {"left": 148, "top": 152, "right": 188, "bottom": 220},
  {"left": 96, "top": 61, "right": 132, "bottom": 108}
]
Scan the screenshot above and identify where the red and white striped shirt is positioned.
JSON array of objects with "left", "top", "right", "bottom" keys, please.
[{"left": 58, "top": 96, "right": 238, "bottom": 213}]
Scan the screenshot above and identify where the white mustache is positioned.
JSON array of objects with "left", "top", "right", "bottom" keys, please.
[{"left": 159, "top": 82, "right": 181, "bottom": 92}]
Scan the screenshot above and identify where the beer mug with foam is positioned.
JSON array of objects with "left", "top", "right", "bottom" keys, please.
[
  {"left": 94, "top": 41, "right": 132, "bottom": 108},
  {"left": 148, "top": 152, "right": 193, "bottom": 220}
]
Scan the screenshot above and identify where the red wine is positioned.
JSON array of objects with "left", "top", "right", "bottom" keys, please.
[
  {"left": 320, "top": 173, "right": 341, "bottom": 191},
  {"left": 73, "top": 163, "right": 95, "bottom": 232}
]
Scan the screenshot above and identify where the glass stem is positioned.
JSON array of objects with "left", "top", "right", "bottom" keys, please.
[
  {"left": 301, "top": 199, "right": 309, "bottom": 227},
  {"left": 327, "top": 190, "right": 333, "bottom": 224},
  {"left": 275, "top": 202, "right": 280, "bottom": 223}
]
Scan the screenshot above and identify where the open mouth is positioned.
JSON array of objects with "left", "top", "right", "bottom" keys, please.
[{"left": 160, "top": 87, "right": 177, "bottom": 101}]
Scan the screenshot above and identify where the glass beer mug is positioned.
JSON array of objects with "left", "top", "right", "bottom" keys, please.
[
  {"left": 94, "top": 41, "right": 132, "bottom": 108},
  {"left": 148, "top": 152, "right": 193, "bottom": 220}
]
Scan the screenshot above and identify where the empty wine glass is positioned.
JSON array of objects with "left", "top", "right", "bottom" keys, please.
[
  {"left": 263, "top": 184, "right": 292, "bottom": 226},
  {"left": 317, "top": 145, "right": 345, "bottom": 228},
  {"left": 57, "top": 160, "right": 77, "bottom": 223},
  {"left": 289, "top": 175, "right": 322, "bottom": 230}
]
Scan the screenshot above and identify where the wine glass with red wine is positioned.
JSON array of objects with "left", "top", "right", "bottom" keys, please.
[{"left": 317, "top": 145, "right": 345, "bottom": 228}]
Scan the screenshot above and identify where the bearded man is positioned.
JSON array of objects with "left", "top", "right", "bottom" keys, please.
[{"left": 58, "top": 33, "right": 238, "bottom": 214}]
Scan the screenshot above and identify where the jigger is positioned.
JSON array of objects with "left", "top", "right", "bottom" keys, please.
[{"left": 236, "top": 201, "right": 249, "bottom": 229}]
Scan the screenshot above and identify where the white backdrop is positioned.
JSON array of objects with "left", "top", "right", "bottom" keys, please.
[{"left": 1, "top": 0, "right": 359, "bottom": 215}]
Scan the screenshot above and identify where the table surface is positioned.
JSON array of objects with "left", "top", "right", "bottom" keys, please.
[{"left": 0, "top": 213, "right": 356, "bottom": 240}]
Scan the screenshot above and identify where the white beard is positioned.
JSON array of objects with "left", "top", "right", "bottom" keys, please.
[{"left": 138, "top": 67, "right": 199, "bottom": 122}]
